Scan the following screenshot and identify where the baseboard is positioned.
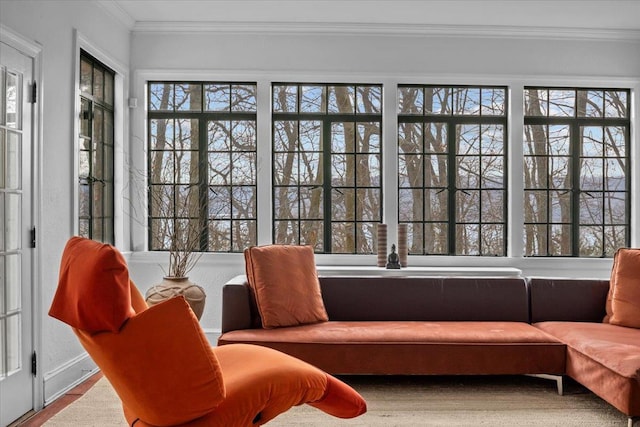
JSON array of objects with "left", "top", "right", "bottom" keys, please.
[
  {"left": 203, "top": 328, "right": 221, "bottom": 344},
  {"left": 43, "top": 353, "right": 99, "bottom": 405}
]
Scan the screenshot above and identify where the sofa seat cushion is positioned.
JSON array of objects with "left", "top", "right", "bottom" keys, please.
[
  {"left": 535, "top": 321, "right": 640, "bottom": 416},
  {"left": 220, "top": 321, "right": 561, "bottom": 344},
  {"left": 219, "top": 321, "right": 565, "bottom": 376}
]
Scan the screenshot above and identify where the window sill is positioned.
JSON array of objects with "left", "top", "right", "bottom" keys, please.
[{"left": 316, "top": 265, "right": 522, "bottom": 277}]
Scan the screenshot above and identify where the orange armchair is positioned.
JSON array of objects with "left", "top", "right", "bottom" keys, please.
[{"left": 49, "top": 237, "right": 366, "bottom": 426}]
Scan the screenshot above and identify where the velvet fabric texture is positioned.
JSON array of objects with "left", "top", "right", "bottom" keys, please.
[
  {"left": 50, "top": 237, "right": 366, "bottom": 426},
  {"left": 49, "top": 236, "right": 134, "bottom": 333},
  {"left": 535, "top": 321, "right": 640, "bottom": 416},
  {"left": 607, "top": 248, "right": 640, "bottom": 328},
  {"left": 76, "top": 297, "right": 227, "bottom": 426},
  {"left": 123, "top": 344, "right": 366, "bottom": 426},
  {"left": 244, "top": 245, "right": 328, "bottom": 328},
  {"left": 219, "top": 321, "right": 566, "bottom": 375}
]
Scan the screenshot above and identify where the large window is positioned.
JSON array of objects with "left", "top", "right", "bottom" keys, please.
[
  {"left": 78, "top": 51, "right": 115, "bottom": 243},
  {"left": 398, "top": 86, "right": 507, "bottom": 255},
  {"left": 148, "top": 82, "right": 257, "bottom": 252},
  {"left": 272, "top": 83, "right": 382, "bottom": 253},
  {"left": 524, "top": 88, "right": 630, "bottom": 257}
]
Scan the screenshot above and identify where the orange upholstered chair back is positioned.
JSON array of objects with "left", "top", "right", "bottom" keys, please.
[{"left": 49, "top": 237, "right": 226, "bottom": 426}]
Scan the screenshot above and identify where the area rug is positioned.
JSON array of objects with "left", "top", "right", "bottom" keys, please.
[{"left": 44, "top": 375, "right": 628, "bottom": 426}]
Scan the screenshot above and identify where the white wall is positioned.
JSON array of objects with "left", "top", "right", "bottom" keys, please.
[
  {"left": 0, "top": 0, "right": 130, "bottom": 405},
  {"left": 128, "top": 29, "right": 640, "bottom": 342}
]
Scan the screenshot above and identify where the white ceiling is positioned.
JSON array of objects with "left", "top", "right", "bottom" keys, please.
[{"left": 99, "top": 0, "right": 640, "bottom": 33}]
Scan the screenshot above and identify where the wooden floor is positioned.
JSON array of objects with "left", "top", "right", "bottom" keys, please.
[{"left": 10, "top": 372, "right": 103, "bottom": 426}]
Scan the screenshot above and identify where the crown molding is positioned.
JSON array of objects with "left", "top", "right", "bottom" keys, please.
[
  {"left": 131, "top": 21, "right": 640, "bottom": 41},
  {"left": 96, "top": 0, "right": 136, "bottom": 30}
]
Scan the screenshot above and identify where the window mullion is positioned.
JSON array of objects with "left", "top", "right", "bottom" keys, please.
[
  {"left": 571, "top": 121, "right": 581, "bottom": 257},
  {"left": 447, "top": 120, "right": 457, "bottom": 255},
  {"left": 198, "top": 116, "right": 208, "bottom": 252},
  {"left": 323, "top": 119, "right": 332, "bottom": 253}
]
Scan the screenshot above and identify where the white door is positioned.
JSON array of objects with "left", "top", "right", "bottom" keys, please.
[{"left": 0, "top": 41, "right": 34, "bottom": 427}]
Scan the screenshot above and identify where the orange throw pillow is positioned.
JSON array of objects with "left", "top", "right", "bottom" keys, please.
[
  {"left": 603, "top": 248, "right": 622, "bottom": 323},
  {"left": 244, "top": 245, "right": 328, "bottom": 328},
  {"left": 49, "top": 236, "right": 134, "bottom": 333},
  {"left": 609, "top": 248, "right": 640, "bottom": 328},
  {"left": 76, "top": 297, "right": 226, "bottom": 426}
]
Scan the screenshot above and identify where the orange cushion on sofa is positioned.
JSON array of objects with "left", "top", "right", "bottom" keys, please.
[
  {"left": 244, "top": 245, "right": 328, "bottom": 329},
  {"left": 49, "top": 236, "right": 134, "bottom": 333},
  {"left": 603, "top": 248, "right": 621, "bottom": 323},
  {"left": 609, "top": 248, "right": 640, "bottom": 328}
]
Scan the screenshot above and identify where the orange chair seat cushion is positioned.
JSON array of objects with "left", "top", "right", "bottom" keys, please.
[
  {"left": 123, "top": 343, "right": 367, "bottom": 426},
  {"left": 49, "top": 236, "right": 135, "bottom": 333},
  {"left": 76, "top": 297, "right": 226, "bottom": 426},
  {"left": 244, "top": 245, "right": 329, "bottom": 328},
  {"left": 607, "top": 248, "right": 640, "bottom": 328}
]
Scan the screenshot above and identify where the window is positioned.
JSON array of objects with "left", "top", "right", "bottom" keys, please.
[
  {"left": 78, "top": 51, "right": 115, "bottom": 243},
  {"left": 523, "top": 87, "right": 630, "bottom": 257},
  {"left": 272, "top": 83, "right": 382, "bottom": 253},
  {"left": 148, "top": 82, "right": 257, "bottom": 252},
  {"left": 398, "top": 86, "right": 507, "bottom": 256}
]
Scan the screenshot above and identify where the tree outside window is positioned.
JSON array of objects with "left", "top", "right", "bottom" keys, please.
[
  {"left": 523, "top": 88, "right": 629, "bottom": 257},
  {"left": 272, "top": 84, "right": 382, "bottom": 254}
]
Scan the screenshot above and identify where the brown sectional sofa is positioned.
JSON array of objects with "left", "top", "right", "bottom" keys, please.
[{"left": 218, "top": 275, "right": 640, "bottom": 426}]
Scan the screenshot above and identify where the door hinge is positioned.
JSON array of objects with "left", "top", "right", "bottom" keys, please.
[
  {"left": 29, "top": 81, "right": 37, "bottom": 103},
  {"left": 30, "top": 227, "right": 36, "bottom": 248},
  {"left": 31, "top": 351, "right": 37, "bottom": 376}
]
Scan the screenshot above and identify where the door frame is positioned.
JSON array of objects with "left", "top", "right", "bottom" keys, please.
[{"left": 0, "top": 23, "right": 44, "bottom": 414}]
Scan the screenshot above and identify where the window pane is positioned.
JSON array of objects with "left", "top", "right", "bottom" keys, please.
[
  {"left": 232, "top": 121, "right": 256, "bottom": 153},
  {"left": 398, "top": 188, "right": 422, "bottom": 222},
  {"left": 332, "top": 188, "right": 355, "bottom": 221},
  {"left": 231, "top": 84, "right": 256, "bottom": 112},
  {"left": 175, "top": 83, "right": 202, "bottom": 111},
  {"left": 548, "top": 89, "right": 574, "bottom": 117},
  {"left": 524, "top": 89, "right": 547, "bottom": 116},
  {"left": 149, "top": 83, "right": 174, "bottom": 111},
  {"left": 456, "top": 190, "right": 480, "bottom": 223},
  {"left": 300, "top": 121, "right": 321, "bottom": 151},
  {"left": 232, "top": 152, "right": 256, "bottom": 185},
  {"left": 425, "top": 87, "right": 450, "bottom": 115},
  {"left": 356, "top": 86, "right": 381, "bottom": 114},
  {"left": 399, "top": 154, "right": 423, "bottom": 188},
  {"left": 93, "top": 67, "right": 103, "bottom": 102},
  {"left": 273, "top": 85, "right": 297, "bottom": 113},
  {"left": 605, "top": 91, "right": 627, "bottom": 118},
  {"left": 80, "top": 58, "right": 92, "bottom": 94},
  {"left": 399, "top": 86, "right": 423, "bottom": 114},
  {"left": 328, "top": 85, "right": 355, "bottom": 114},
  {"left": 425, "top": 189, "right": 448, "bottom": 222},
  {"left": 205, "top": 84, "right": 230, "bottom": 111},
  {"left": 300, "top": 85, "right": 325, "bottom": 113},
  {"left": 481, "top": 88, "right": 505, "bottom": 116},
  {"left": 331, "top": 222, "right": 355, "bottom": 253},
  {"left": 453, "top": 87, "right": 480, "bottom": 115}
]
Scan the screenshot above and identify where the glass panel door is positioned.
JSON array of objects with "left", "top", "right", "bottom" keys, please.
[{"left": 0, "top": 40, "right": 34, "bottom": 426}]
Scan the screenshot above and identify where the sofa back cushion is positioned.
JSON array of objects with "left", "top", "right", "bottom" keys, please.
[
  {"left": 244, "top": 245, "right": 329, "bottom": 328},
  {"left": 529, "top": 278, "right": 609, "bottom": 323},
  {"left": 320, "top": 277, "right": 529, "bottom": 322}
]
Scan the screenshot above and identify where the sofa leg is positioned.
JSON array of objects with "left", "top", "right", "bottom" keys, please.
[
  {"left": 629, "top": 417, "right": 638, "bottom": 427},
  {"left": 527, "top": 374, "right": 563, "bottom": 395}
]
